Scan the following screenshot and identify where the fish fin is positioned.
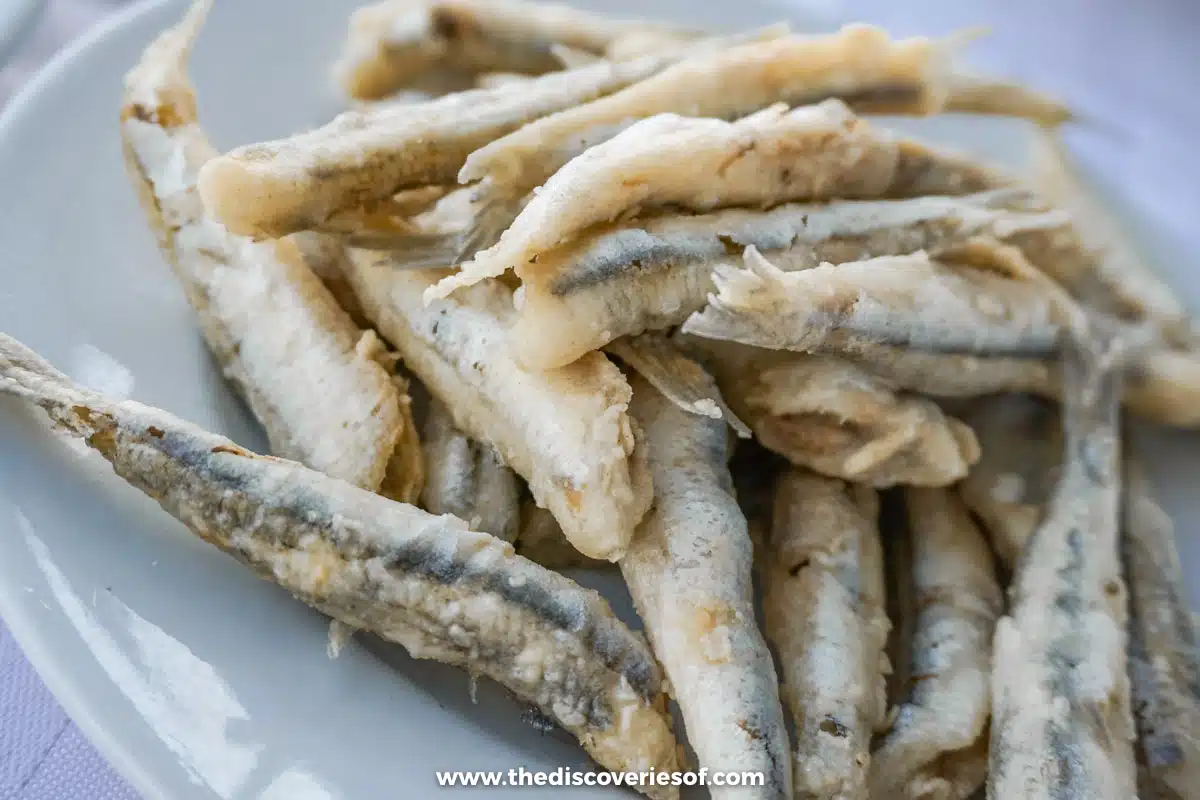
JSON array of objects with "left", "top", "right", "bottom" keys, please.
[{"left": 605, "top": 333, "right": 751, "bottom": 438}]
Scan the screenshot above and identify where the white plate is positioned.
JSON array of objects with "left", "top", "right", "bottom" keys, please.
[
  {"left": 0, "top": 1, "right": 1197, "bottom": 799},
  {"left": 0, "top": 0, "right": 42, "bottom": 65}
]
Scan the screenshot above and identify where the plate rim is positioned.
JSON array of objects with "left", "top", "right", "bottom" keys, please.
[{"left": 0, "top": 4, "right": 177, "bottom": 796}]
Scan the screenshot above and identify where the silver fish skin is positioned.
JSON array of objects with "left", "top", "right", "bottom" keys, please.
[
  {"left": 682, "top": 244, "right": 1064, "bottom": 359},
  {"left": 421, "top": 396, "right": 520, "bottom": 542},
  {"left": 833, "top": 336, "right": 1200, "bottom": 430},
  {"left": 120, "top": 0, "right": 423, "bottom": 503},
  {"left": 0, "top": 333, "right": 680, "bottom": 793},
  {"left": 988, "top": 330, "right": 1137, "bottom": 800},
  {"left": 870, "top": 487, "right": 1002, "bottom": 800},
  {"left": 623, "top": 374, "right": 792, "bottom": 799},
  {"left": 958, "top": 393, "right": 1062, "bottom": 570},
  {"left": 511, "top": 189, "right": 1066, "bottom": 370},
  {"left": 437, "top": 98, "right": 1008, "bottom": 299},
  {"left": 1122, "top": 456, "right": 1200, "bottom": 799},
  {"left": 762, "top": 469, "right": 889, "bottom": 799}
]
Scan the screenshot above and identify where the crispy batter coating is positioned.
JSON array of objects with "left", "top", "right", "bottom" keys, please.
[
  {"left": 120, "top": 0, "right": 422, "bottom": 501},
  {"left": 0, "top": 332, "right": 679, "bottom": 794}
]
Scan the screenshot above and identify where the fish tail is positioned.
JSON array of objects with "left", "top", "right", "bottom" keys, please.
[
  {"left": 0, "top": 333, "right": 103, "bottom": 438},
  {"left": 355, "top": 232, "right": 462, "bottom": 268},
  {"left": 456, "top": 186, "right": 523, "bottom": 263},
  {"left": 0, "top": 333, "right": 75, "bottom": 393}
]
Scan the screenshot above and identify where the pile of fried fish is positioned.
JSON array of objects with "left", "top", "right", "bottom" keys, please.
[{"left": 2, "top": 0, "right": 1197, "bottom": 797}]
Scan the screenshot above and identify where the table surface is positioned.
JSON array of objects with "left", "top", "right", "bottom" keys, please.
[{"left": 1, "top": 0, "right": 1197, "bottom": 797}]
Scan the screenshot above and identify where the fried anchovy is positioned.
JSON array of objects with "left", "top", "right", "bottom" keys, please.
[
  {"left": 197, "top": 52, "right": 694, "bottom": 241},
  {"left": 335, "top": 0, "right": 698, "bottom": 100},
  {"left": 762, "top": 469, "right": 889, "bottom": 798},
  {"left": 454, "top": 23, "right": 1045, "bottom": 260},
  {"left": 824, "top": 333, "right": 1200, "bottom": 430},
  {"left": 604, "top": 333, "right": 750, "bottom": 437},
  {"left": 1031, "top": 129, "right": 1196, "bottom": 349},
  {"left": 988, "top": 330, "right": 1137, "bottom": 799},
  {"left": 0, "top": 332, "right": 679, "bottom": 793},
  {"left": 870, "top": 487, "right": 1002, "bottom": 800},
  {"left": 958, "top": 394, "right": 1062, "bottom": 569},
  {"left": 1122, "top": 456, "right": 1200, "bottom": 799},
  {"left": 514, "top": 501, "right": 607, "bottom": 571},
  {"left": 343, "top": 251, "right": 652, "bottom": 562},
  {"left": 683, "top": 243, "right": 1065, "bottom": 359},
  {"left": 437, "top": 99, "right": 1007, "bottom": 299},
  {"left": 120, "top": 0, "right": 423, "bottom": 502},
  {"left": 509, "top": 190, "right": 1066, "bottom": 369},
  {"left": 421, "top": 396, "right": 520, "bottom": 542},
  {"left": 335, "top": 0, "right": 446, "bottom": 101},
  {"left": 692, "top": 340, "right": 980, "bottom": 488},
  {"left": 623, "top": 374, "right": 791, "bottom": 798}
]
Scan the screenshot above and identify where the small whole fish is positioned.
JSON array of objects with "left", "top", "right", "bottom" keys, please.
[
  {"left": 682, "top": 244, "right": 1066, "bottom": 359},
  {"left": 196, "top": 51, "right": 695, "bottom": 241},
  {"left": 121, "top": 0, "right": 423, "bottom": 502},
  {"left": 0, "top": 333, "right": 679, "bottom": 795},
  {"left": 454, "top": 23, "right": 1057, "bottom": 259},
  {"left": 435, "top": 99, "right": 1007, "bottom": 299},
  {"left": 1031, "top": 129, "right": 1197, "bottom": 349},
  {"left": 421, "top": 396, "right": 520, "bottom": 542},
  {"left": 735, "top": 351, "right": 981, "bottom": 488},
  {"left": 623, "top": 374, "right": 792, "bottom": 799},
  {"left": 870, "top": 487, "right": 1002, "bottom": 800},
  {"left": 342, "top": 250, "right": 652, "bottom": 562},
  {"left": 509, "top": 190, "right": 1067, "bottom": 370},
  {"left": 958, "top": 394, "right": 1063, "bottom": 570},
  {"left": 762, "top": 469, "right": 890, "bottom": 799},
  {"left": 335, "top": 0, "right": 698, "bottom": 100},
  {"left": 988, "top": 330, "right": 1138, "bottom": 799},
  {"left": 1122, "top": 456, "right": 1200, "bottom": 799}
]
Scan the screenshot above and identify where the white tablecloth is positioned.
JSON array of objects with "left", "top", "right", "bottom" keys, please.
[{"left": 0, "top": 1, "right": 1196, "bottom": 798}]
